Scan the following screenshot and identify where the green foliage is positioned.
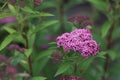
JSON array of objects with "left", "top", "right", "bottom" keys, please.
[
  {"left": 0, "top": 34, "right": 14, "bottom": 51},
  {"left": 87, "top": 0, "right": 108, "bottom": 13},
  {"left": 24, "top": 48, "right": 33, "bottom": 58},
  {"left": 32, "top": 20, "right": 58, "bottom": 34},
  {"left": 0, "top": 0, "right": 120, "bottom": 80},
  {"left": 33, "top": 50, "right": 54, "bottom": 76},
  {"left": 101, "top": 21, "right": 112, "bottom": 38},
  {"left": 30, "top": 76, "right": 47, "bottom": 80},
  {"left": 55, "top": 62, "right": 71, "bottom": 77},
  {"left": 8, "top": 3, "right": 16, "bottom": 14}
]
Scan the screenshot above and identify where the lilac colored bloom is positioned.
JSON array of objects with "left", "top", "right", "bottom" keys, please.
[
  {"left": 51, "top": 50, "right": 63, "bottom": 63},
  {"left": 0, "top": 54, "right": 8, "bottom": 63},
  {"left": 0, "top": 16, "right": 16, "bottom": 24},
  {"left": 7, "top": 44, "right": 25, "bottom": 53},
  {"left": 68, "top": 14, "right": 91, "bottom": 27},
  {"left": 40, "top": 45, "right": 49, "bottom": 50},
  {"left": 45, "top": 35, "right": 54, "bottom": 42},
  {"left": 6, "top": 65, "right": 17, "bottom": 75},
  {"left": 34, "top": 0, "right": 43, "bottom": 6},
  {"left": 60, "top": 75, "right": 79, "bottom": 80},
  {"left": 56, "top": 28, "right": 100, "bottom": 58}
]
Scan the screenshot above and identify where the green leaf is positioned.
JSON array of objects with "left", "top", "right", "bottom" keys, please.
[
  {"left": 32, "top": 49, "right": 54, "bottom": 75},
  {"left": 33, "top": 58, "right": 49, "bottom": 76},
  {"left": 108, "top": 50, "right": 116, "bottom": 60},
  {"left": 35, "top": 1, "right": 56, "bottom": 10},
  {"left": 97, "top": 51, "right": 106, "bottom": 59},
  {"left": 24, "top": 48, "right": 32, "bottom": 58},
  {"left": 88, "top": 0, "right": 108, "bottom": 13},
  {"left": 21, "top": 7, "right": 34, "bottom": 13},
  {"left": 0, "top": 34, "right": 14, "bottom": 51},
  {"left": 32, "top": 20, "right": 58, "bottom": 34},
  {"left": 14, "top": 33, "right": 26, "bottom": 45},
  {"left": 27, "top": 12, "right": 54, "bottom": 19},
  {"left": 0, "top": 13, "right": 11, "bottom": 18},
  {"left": 79, "top": 57, "right": 94, "bottom": 70},
  {"left": 11, "top": 52, "right": 25, "bottom": 65},
  {"left": 3, "top": 26, "right": 16, "bottom": 34},
  {"left": 35, "top": 49, "right": 53, "bottom": 61},
  {"left": 55, "top": 62, "right": 71, "bottom": 77},
  {"left": 20, "top": 60, "right": 29, "bottom": 71},
  {"left": 101, "top": 21, "right": 112, "bottom": 38},
  {"left": 48, "top": 42, "right": 57, "bottom": 45},
  {"left": 8, "top": 4, "right": 16, "bottom": 14},
  {"left": 30, "top": 76, "right": 47, "bottom": 80},
  {"left": 0, "top": 32, "right": 26, "bottom": 51}
]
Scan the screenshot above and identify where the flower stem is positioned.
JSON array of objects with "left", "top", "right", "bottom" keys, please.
[
  {"left": 102, "top": 17, "right": 116, "bottom": 80},
  {"left": 58, "top": 0, "right": 65, "bottom": 34},
  {"left": 24, "top": 33, "right": 33, "bottom": 76}
]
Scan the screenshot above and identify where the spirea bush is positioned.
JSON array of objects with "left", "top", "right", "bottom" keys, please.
[{"left": 0, "top": 0, "right": 120, "bottom": 80}]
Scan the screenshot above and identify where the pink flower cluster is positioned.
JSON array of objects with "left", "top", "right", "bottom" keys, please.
[
  {"left": 68, "top": 14, "right": 91, "bottom": 27},
  {"left": 56, "top": 28, "right": 100, "bottom": 58},
  {"left": 7, "top": 44, "right": 25, "bottom": 53},
  {"left": 60, "top": 75, "right": 79, "bottom": 80},
  {"left": 60, "top": 75, "right": 86, "bottom": 80},
  {"left": 34, "top": 0, "right": 43, "bottom": 6},
  {"left": 51, "top": 50, "right": 63, "bottom": 63}
]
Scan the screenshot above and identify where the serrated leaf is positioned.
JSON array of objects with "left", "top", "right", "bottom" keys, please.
[
  {"left": 14, "top": 34, "right": 26, "bottom": 45},
  {"left": 32, "top": 20, "right": 58, "bottom": 34},
  {"left": 31, "top": 76, "right": 47, "bottom": 80},
  {"left": 55, "top": 62, "right": 71, "bottom": 77},
  {"left": 24, "top": 48, "right": 32, "bottom": 58},
  {"left": 97, "top": 51, "right": 106, "bottom": 59},
  {"left": 27, "top": 13, "right": 54, "bottom": 19},
  {"left": 3, "top": 26, "right": 16, "bottom": 34},
  {"left": 8, "top": 4, "right": 16, "bottom": 14},
  {"left": 11, "top": 52, "right": 24, "bottom": 65},
  {"left": 101, "top": 21, "right": 112, "bottom": 38},
  {"left": 21, "top": 7, "right": 34, "bottom": 13},
  {"left": 0, "top": 34, "right": 14, "bottom": 51},
  {"left": 79, "top": 57, "right": 94, "bottom": 70}
]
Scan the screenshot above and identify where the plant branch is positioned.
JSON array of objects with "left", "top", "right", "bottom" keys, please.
[
  {"left": 102, "top": 17, "right": 116, "bottom": 80},
  {"left": 23, "top": 33, "right": 33, "bottom": 76},
  {"left": 58, "top": 0, "right": 65, "bottom": 34}
]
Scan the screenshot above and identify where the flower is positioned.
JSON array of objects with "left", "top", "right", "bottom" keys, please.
[
  {"left": 7, "top": 44, "right": 25, "bottom": 53},
  {"left": 6, "top": 65, "right": 17, "bottom": 75},
  {"left": 60, "top": 75, "right": 87, "bottom": 80},
  {"left": 60, "top": 75, "right": 79, "bottom": 80},
  {"left": 68, "top": 14, "right": 91, "bottom": 27},
  {"left": 0, "top": 16, "right": 16, "bottom": 24},
  {"left": 51, "top": 50, "right": 63, "bottom": 63},
  {"left": 56, "top": 28, "right": 100, "bottom": 58},
  {"left": 40, "top": 44, "right": 49, "bottom": 50},
  {"left": 0, "top": 54, "right": 8, "bottom": 63},
  {"left": 34, "top": 0, "right": 43, "bottom": 6}
]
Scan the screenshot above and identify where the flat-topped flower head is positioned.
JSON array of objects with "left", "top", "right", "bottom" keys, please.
[
  {"left": 68, "top": 14, "right": 91, "bottom": 27},
  {"left": 56, "top": 28, "right": 100, "bottom": 58},
  {"left": 60, "top": 75, "right": 79, "bottom": 80}
]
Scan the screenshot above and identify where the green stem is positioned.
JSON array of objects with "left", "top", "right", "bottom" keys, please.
[
  {"left": 24, "top": 33, "right": 33, "bottom": 76},
  {"left": 58, "top": 0, "right": 65, "bottom": 34},
  {"left": 102, "top": 14, "right": 116, "bottom": 80}
]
